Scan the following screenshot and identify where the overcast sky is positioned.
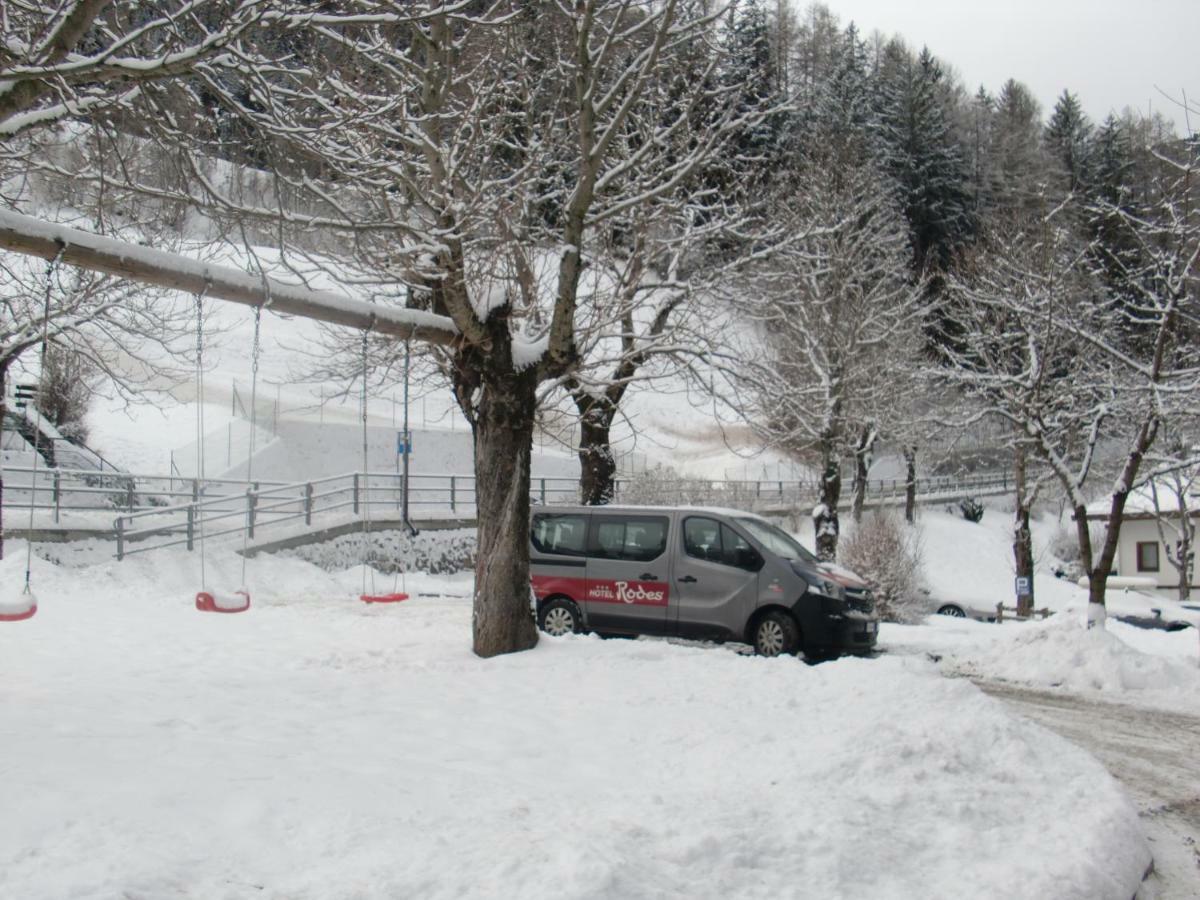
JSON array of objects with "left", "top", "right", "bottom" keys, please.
[{"left": 814, "top": 0, "right": 1198, "bottom": 134}]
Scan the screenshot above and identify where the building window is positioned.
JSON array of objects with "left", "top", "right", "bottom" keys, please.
[{"left": 1136, "top": 542, "right": 1160, "bottom": 573}]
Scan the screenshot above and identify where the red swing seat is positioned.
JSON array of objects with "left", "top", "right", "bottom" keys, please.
[
  {"left": 196, "top": 590, "right": 251, "bottom": 614},
  {"left": 0, "top": 602, "right": 37, "bottom": 622},
  {"left": 360, "top": 592, "right": 409, "bottom": 604},
  {"left": 1, "top": 586, "right": 37, "bottom": 621}
]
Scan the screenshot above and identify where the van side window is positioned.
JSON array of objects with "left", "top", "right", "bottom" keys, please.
[
  {"left": 531, "top": 514, "right": 588, "bottom": 556},
  {"left": 683, "top": 518, "right": 762, "bottom": 571},
  {"left": 683, "top": 517, "right": 723, "bottom": 563},
  {"left": 721, "top": 524, "right": 761, "bottom": 571},
  {"left": 588, "top": 516, "right": 668, "bottom": 562}
]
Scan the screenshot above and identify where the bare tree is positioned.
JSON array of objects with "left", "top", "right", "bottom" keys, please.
[
  {"left": 940, "top": 214, "right": 1081, "bottom": 613},
  {"left": 189, "top": 1, "right": 765, "bottom": 656},
  {"left": 941, "top": 133, "right": 1198, "bottom": 624},
  {"left": 0, "top": 252, "right": 192, "bottom": 557},
  {"left": 2, "top": 2, "right": 775, "bottom": 659},
  {"left": 737, "top": 151, "right": 925, "bottom": 560},
  {"left": 1146, "top": 438, "right": 1198, "bottom": 603}
]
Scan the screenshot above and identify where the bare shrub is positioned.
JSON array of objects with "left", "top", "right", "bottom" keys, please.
[
  {"left": 38, "top": 345, "right": 97, "bottom": 444},
  {"left": 1047, "top": 521, "right": 1106, "bottom": 580},
  {"left": 840, "top": 512, "right": 924, "bottom": 622},
  {"left": 614, "top": 464, "right": 727, "bottom": 507}
]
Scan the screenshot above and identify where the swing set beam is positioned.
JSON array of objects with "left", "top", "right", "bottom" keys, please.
[{"left": 0, "top": 209, "right": 458, "bottom": 346}]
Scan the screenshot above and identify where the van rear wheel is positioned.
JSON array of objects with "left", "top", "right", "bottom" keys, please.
[
  {"left": 539, "top": 598, "right": 582, "bottom": 636},
  {"left": 754, "top": 611, "right": 800, "bottom": 657}
]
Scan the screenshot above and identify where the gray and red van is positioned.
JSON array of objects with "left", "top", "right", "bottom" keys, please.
[{"left": 530, "top": 506, "right": 877, "bottom": 657}]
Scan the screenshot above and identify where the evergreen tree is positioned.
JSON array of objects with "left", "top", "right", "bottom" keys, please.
[
  {"left": 872, "top": 43, "right": 975, "bottom": 275},
  {"left": 989, "top": 79, "right": 1046, "bottom": 217},
  {"left": 719, "top": 0, "right": 788, "bottom": 196},
  {"left": 1045, "top": 90, "right": 1094, "bottom": 196},
  {"left": 785, "top": 23, "right": 878, "bottom": 169},
  {"left": 965, "top": 86, "right": 996, "bottom": 214}
]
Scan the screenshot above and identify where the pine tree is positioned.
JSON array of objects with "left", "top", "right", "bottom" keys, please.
[
  {"left": 785, "top": 24, "right": 878, "bottom": 169},
  {"left": 720, "top": 0, "right": 787, "bottom": 196},
  {"left": 989, "top": 79, "right": 1046, "bottom": 217},
  {"left": 1085, "top": 115, "right": 1142, "bottom": 321},
  {"left": 966, "top": 86, "right": 996, "bottom": 214},
  {"left": 872, "top": 43, "right": 975, "bottom": 275},
  {"left": 1045, "top": 90, "right": 1094, "bottom": 197}
]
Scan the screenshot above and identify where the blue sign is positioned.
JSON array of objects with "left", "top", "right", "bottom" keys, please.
[{"left": 397, "top": 431, "right": 412, "bottom": 455}]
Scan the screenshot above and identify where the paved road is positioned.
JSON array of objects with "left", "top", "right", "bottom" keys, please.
[{"left": 977, "top": 682, "right": 1200, "bottom": 899}]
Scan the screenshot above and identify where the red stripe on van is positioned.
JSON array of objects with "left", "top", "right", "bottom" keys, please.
[{"left": 531, "top": 575, "right": 669, "bottom": 607}]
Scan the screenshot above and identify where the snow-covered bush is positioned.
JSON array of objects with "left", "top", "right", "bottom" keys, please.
[
  {"left": 277, "top": 528, "right": 476, "bottom": 575},
  {"left": 840, "top": 512, "right": 924, "bottom": 622},
  {"left": 958, "top": 497, "right": 984, "bottom": 523}
]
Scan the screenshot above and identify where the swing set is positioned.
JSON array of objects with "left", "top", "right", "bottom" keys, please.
[
  {"left": 191, "top": 284, "right": 418, "bottom": 613},
  {"left": 0, "top": 216, "right": 443, "bottom": 621}
]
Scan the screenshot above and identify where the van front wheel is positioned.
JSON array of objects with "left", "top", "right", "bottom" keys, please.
[
  {"left": 753, "top": 611, "right": 800, "bottom": 657},
  {"left": 539, "top": 598, "right": 582, "bottom": 636}
]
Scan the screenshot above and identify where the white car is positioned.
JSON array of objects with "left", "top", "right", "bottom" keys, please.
[
  {"left": 915, "top": 588, "right": 997, "bottom": 621},
  {"left": 1101, "top": 589, "right": 1199, "bottom": 631}
]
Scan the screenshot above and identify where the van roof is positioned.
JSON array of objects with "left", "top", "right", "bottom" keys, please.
[{"left": 531, "top": 504, "right": 774, "bottom": 522}]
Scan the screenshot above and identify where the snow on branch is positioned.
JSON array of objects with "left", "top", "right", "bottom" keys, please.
[{"left": 0, "top": 210, "right": 458, "bottom": 346}]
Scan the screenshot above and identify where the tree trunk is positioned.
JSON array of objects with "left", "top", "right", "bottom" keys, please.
[
  {"left": 1175, "top": 501, "right": 1193, "bottom": 603},
  {"left": 814, "top": 439, "right": 841, "bottom": 561},
  {"left": 1013, "top": 446, "right": 1035, "bottom": 616},
  {"left": 903, "top": 445, "right": 917, "bottom": 524},
  {"left": 452, "top": 304, "right": 541, "bottom": 658},
  {"left": 576, "top": 400, "right": 617, "bottom": 506},
  {"left": 1080, "top": 415, "right": 1159, "bottom": 626},
  {"left": 578, "top": 422, "right": 616, "bottom": 506},
  {"left": 469, "top": 367, "right": 540, "bottom": 657},
  {"left": 0, "top": 362, "right": 6, "bottom": 560},
  {"left": 850, "top": 424, "right": 875, "bottom": 523}
]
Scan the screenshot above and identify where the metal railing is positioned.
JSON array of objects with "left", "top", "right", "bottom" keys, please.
[
  {"left": 109, "top": 470, "right": 504, "bottom": 559},
  {"left": 3, "top": 464, "right": 1015, "bottom": 558}
]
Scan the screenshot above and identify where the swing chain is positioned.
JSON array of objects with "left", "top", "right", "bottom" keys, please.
[
  {"left": 251, "top": 304, "right": 262, "bottom": 378},
  {"left": 22, "top": 247, "right": 65, "bottom": 600},
  {"left": 194, "top": 280, "right": 210, "bottom": 371}
]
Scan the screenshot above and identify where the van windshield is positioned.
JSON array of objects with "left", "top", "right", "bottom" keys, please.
[{"left": 736, "top": 518, "right": 819, "bottom": 565}]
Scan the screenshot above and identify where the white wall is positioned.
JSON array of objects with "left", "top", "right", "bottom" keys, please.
[{"left": 1116, "top": 516, "right": 1197, "bottom": 591}]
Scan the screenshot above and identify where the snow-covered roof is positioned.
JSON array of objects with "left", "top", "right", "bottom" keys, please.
[{"left": 1086, "top": 477, "right": 1200, "bottom": 519}]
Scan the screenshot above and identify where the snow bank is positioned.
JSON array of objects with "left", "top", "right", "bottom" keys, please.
[
  {"left": 944, "top": 615, "right": 1200, "bottom": 714},
  {"left": 0, "top": 544, "right": 1149, "bottom": 899}
]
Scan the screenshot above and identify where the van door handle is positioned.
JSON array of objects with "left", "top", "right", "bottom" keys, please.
[
  {"left": 677, "top": 575, "right": 697, "bottom": 583},
  {"left": 640, "top": 573, "right": 659, "bottom": 581}
]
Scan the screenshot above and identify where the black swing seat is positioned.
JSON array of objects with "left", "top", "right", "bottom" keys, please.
[{"left": 196, "top": 590, "right": 251, "bottom": 613}]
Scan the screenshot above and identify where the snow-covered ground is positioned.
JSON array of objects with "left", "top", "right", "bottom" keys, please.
[
  {"left": 873, "top": 503, "right": 1200, "bottom": 714},
  {"left": 0, "top": 541, "right": 1153, "bottom": 899}
]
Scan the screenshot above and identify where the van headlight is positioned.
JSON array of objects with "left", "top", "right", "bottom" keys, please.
[{"left": 805, "top": 576, "right": 842, "bottom": 600}]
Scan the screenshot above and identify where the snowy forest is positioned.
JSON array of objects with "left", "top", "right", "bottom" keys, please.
[{"left": 1, "top": 1, "right": 1197, "bottom": 657}]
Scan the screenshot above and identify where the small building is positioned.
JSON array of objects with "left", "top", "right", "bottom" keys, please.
[{"left": 1087, "top": 481, "right": 1199, "bottom": 597}]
